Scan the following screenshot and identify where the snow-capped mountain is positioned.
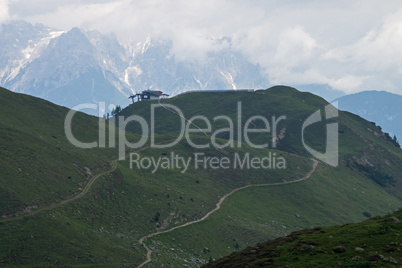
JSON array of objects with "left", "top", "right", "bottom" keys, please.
[
  {"left": 0, "top": 21, "right": 63, "bottom": 87},
  {"left": 0, "top": 20, "right": 269, "bottom": 114},
  {"left": 0, "top": 21, "right": 132, "bottom": 112},
  {"left": 123, "top": 37, "right": 268, "bottom": 97}
]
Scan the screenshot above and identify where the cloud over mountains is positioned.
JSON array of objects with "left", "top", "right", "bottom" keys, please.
[{"left": 2, "top": 0, "right": 402, "bottom": 95}]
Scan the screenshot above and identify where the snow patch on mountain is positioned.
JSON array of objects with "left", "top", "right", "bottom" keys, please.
[{"left": 0, "top": 20, "right": 270, "bottom": 114}]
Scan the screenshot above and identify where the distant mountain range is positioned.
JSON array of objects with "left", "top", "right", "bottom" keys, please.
[
  {"left": 0, "top": 20, "right": 269, "bottom": 112},
  {"left": 336, "top": 91, "right": 402, "bottom": 141},
  {"left": 0, "top": 20, "right": 349, "bottom": 111}
]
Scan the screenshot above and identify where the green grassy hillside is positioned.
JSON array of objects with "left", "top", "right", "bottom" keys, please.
[
  {"left": 118, "top": 86, "right": 402, "bottom": 198},
  {"left": 0, "top": 86, "right": 401, "bottom": 267},
  {"left": 203, "top": 210, "right": 402, "bottom": 267},
  {"left": 119, "top": 86, "right": 401, "bottom": 157},
  {"left": 138, "top": 161, "right": 401, "bottom": 266},
  {"left": 0, "top": 87, "right": 119, "bottom": 217}
]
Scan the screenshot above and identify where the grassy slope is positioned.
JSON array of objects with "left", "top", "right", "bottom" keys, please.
[
  {"left": 0, "top": 87, "right": 313, "bottom": 266},
  {"left": 119, "top": 86, "right": 401, "bottom": 157},
  {"left": 118, "top": 86, "right": 402, "bottom": 202},
  {"left": 203, "top": 210, "right": 402, "bottom": 267},
  {"left": 114, "top": 86, "right": 402, "bottom": 266},
  {"left": 0, "top": 87, "right": 120, "bottom": 216},
  {"left": 143, "top": 162, "right": 401, "bottom": 266},
  {"left": 119, "top": 86, "right": 402, "bottom": 186},
  {"left": 0, "top": 86, "right": 401, "bottom": 267},
  {"left": 0, "top": 136, "right": 313, "bottom": 267}
]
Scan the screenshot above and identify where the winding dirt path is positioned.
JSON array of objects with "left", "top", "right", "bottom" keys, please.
[
  {"left": 0, "top": 160, "right": 119, "bottom": 221},
  {"left": 136, "top": 98, "right": 320, "bottom": 268},
  {"left": 1, "top": 143, "right": 156, "bottom": 221},
  {"left": 137, "top": 158, "right": 318, "bottom": 268},
  {"left": 1, "top": 98, "right": 320, "bottom": 267}
]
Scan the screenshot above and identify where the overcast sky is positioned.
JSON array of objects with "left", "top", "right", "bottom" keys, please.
[{"left": 1, "top": 0, "right": 402, "bottom": 95}]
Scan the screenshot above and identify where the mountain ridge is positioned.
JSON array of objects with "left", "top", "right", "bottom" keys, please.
[{"left": 336, "top": 90, "right": 402, "bottom": 141}]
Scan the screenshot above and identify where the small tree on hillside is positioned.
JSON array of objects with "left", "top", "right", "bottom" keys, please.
[
  {"left": 393, "top": 135, "right": 401, "bottom": 148},
  {"left": 111, "top": 105, "right": 122, "bottom": 116}
]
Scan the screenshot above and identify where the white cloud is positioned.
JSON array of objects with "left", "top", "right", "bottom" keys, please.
[
  {"left": 0, "top": 0, "right": 10, "bottom": 24},
  {"left": 273, "top": 25, "right": 318, "bottom": 66},
  {"left": 317, "top": 6, "right": 402, "bottom": 93},
  {"left": 8, "top": 0, "right": 116, "bottom": 17},
  {"left": 329, "top": 75, "right": 369, "bottom": 93}
]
